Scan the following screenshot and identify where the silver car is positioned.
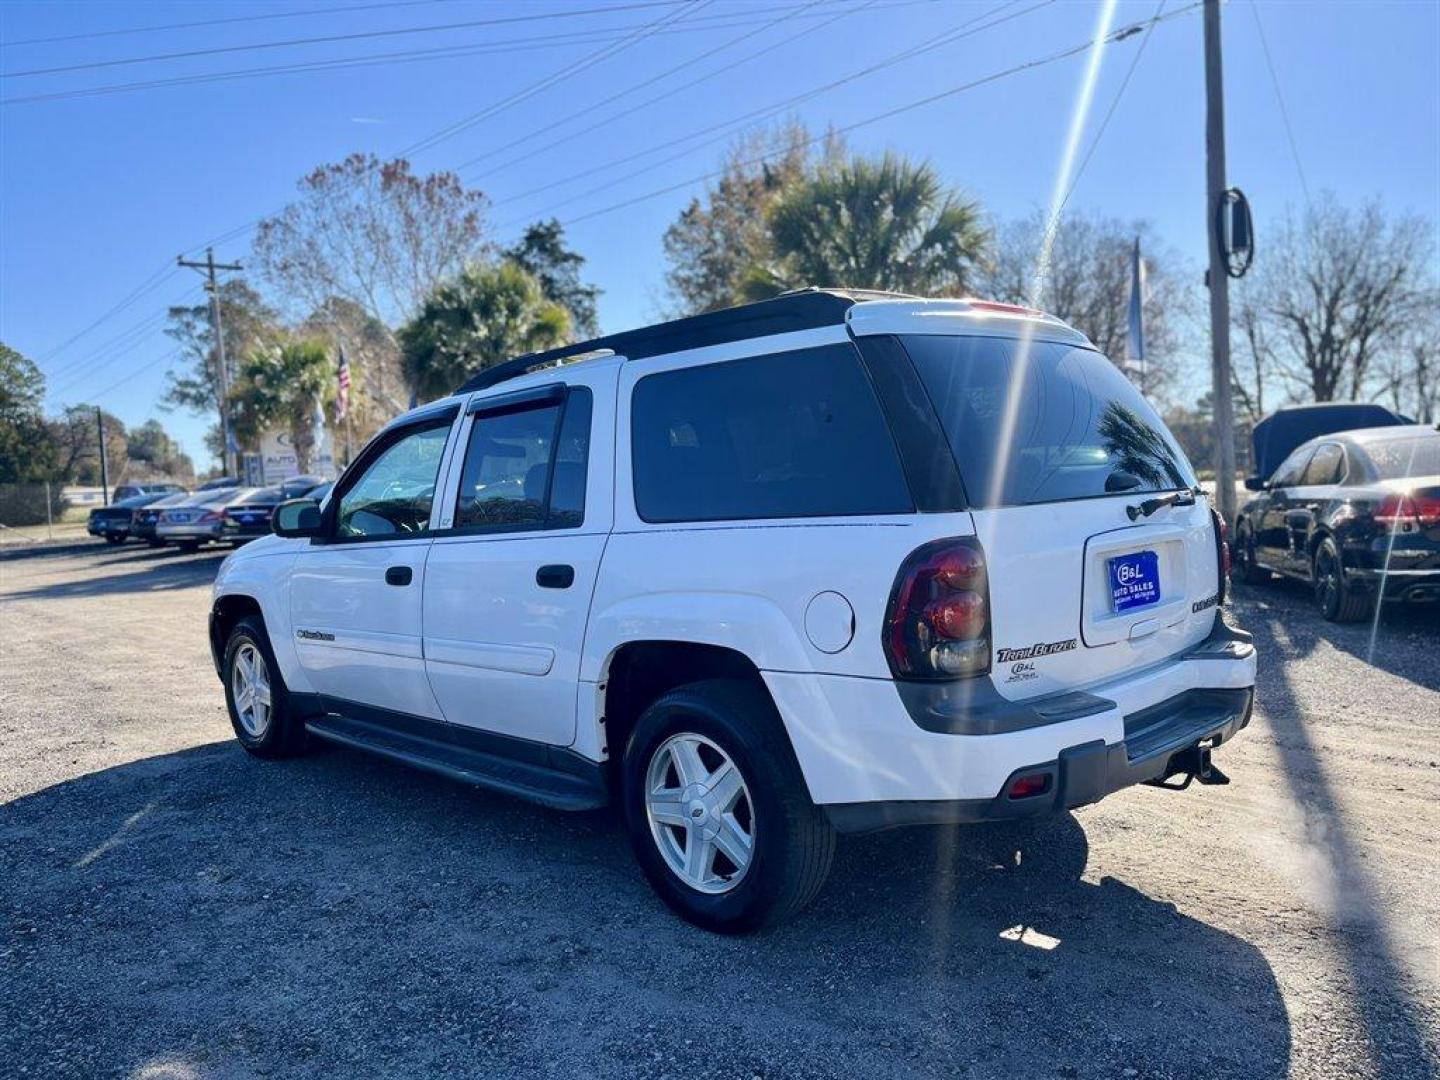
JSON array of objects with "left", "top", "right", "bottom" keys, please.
[{"left": 156, "top": 488, "right": 254, "bottom": 549}]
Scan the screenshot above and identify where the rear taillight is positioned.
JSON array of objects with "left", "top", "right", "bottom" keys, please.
[
  {"left": 884, "top": 536, "right": 991, "bottom": 680},
  {"left": 198, "top": 510, "right": 223, "bottom": 523},
  {"left": 1376, "top": 493, "right": 1440, "bottom": 527},
  {"left": 1210, "top": 508, "right": 1230, "bottom": 606}
]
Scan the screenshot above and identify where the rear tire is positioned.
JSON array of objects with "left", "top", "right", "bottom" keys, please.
[
  {"left": 1313, "top": 537, "right": 1372, "bottom": 622},
  {"left": 177, "top": 540, "right": 200, "bottom": 553},
  {"left": 621, "top": 679, "right": 835, "bottom": 933},
  {"left": 1232, "top": 524, "right": 1269, "bottom": 585},
  {"left": 223, "top": 616, "right": 307, "bottom": 758}
]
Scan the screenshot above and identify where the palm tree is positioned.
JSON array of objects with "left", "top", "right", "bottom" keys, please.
[
  {"left": 230, "top": 339, "right": 333, "bottom": 474},
  {"left": 743, "top": 154, "right": 989, "bottom": 299},
  {"left": 400, "top": 262, "right": 570, "bottom": 402}
]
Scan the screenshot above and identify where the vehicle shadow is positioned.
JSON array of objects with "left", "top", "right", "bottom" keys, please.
[
  {"left": 1231, "top": 576, "right": 1440, "bottom": 692},
  {"left": 2, "top": 551, "right": 227, "bottom": 600},
  {"left": 1238, "top": 599, "right": 1440, "bottom": 1077},
  {"left": 1, "top": 741, "right": 1292, "bottom": 1079}
]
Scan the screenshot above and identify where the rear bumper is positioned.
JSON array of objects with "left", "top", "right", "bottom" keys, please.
[
  {"left": 824, "top": 686, "right": 1252, "bottom": 833},
  {"left": 763, "top": 614, "right": 1257, "bottom": 823},
  {"left": 1347, "top": 566, "right": 1440, "bottom": 602},
  {"left": 157, "top": 523, "right": 223, "bottom": 540}
]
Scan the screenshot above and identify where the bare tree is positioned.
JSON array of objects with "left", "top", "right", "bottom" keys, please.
[
  {"left": 983, "top": 210, "right": 1196, "bottom": 402},
  {"left": 253, "top": 155, "right": 490, "bottom": 384},
  {"left": 1236, "top": 195, "right": 1434, "bottom": 405}
]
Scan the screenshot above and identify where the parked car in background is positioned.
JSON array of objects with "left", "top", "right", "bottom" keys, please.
[
  {"left": 131, "top": 491, "right": 194, "bottom": 547},
  {"left": 1247, "top": 402, "right": 1412, "bottom": 487},
  {"left": 196, "top": 476, "right": 242, "bottom": 491},
  {"left": 157, "top": 488, "right": 250, "bottom": 551},
  {"left": 299, "top": 480, "right": 333, "bottom": 505},
  {"left": 111, "top": 482, "right": 187, "bottom": 502},
  {"left": 86, "top": 492, "right": 168, "bottom": 544},
  {"left": 278, "top": 475, "right": 327, "bottom": 500},
  {"left": 1234, "top": 425, "right": 1440, "bottom": 620},
  {"left": 221, "top": 487, "right": 285, "bottom": 544}
]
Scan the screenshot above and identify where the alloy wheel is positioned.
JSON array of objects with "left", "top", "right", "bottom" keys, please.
[
  {"left": 645, "top": 732, "right": 754, "bottom": 895},
  {"left": 231, "top": 642, "right": 273, "bottom": 738}
]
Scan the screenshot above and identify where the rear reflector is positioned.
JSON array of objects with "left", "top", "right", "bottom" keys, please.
[{"left": 1007, "top": 773, "right": 1051, "bottom": 799}]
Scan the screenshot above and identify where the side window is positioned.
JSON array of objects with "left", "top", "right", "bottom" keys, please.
[
  {"left": 335, "top": 422, "right": 452, "bottom": 539},
  {"left": 1301, "top": 443, "right": 1344, "bottom": 486},
  {"left": 1270, "top": 448, "right": 1313, "bottom": 489},
  {"left": 453, "top": 388, "right": 592, "bottom": 531},
  {"left": 631, "top": 344, "right": 913, "bottom": 523}
]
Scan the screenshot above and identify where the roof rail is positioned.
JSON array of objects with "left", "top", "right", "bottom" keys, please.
[{"left": 453, "top": 288, "right": 894, "bottom": 396}]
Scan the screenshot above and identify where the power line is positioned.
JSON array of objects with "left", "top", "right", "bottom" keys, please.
[
  {"left": 454, "top": 0, "right": 832, "bottom": 175},
  {"left": 60, "top": 351, "right": 182, "bottom": 406},
  {"left": 495, "top": 0, "right": 1045, "bottom": 222},
  {"left": 35, "top": 263, "right": 179, "bottom": 362},
  {"left": 459, "top": 0, "right": 859, "bottom": 178},
  {"left": 0, "top": 0, "right": 688, "bottom": 79},
  {"left": 1248, "top": 0, "right": 1310, "bottom": 205},
  {"left": 555, "top": 3, "right": 1202, "bottom": 229},
  {"left": 44, "top": 280, "right": 204, "bottom": 382},
  {"left": 2, "top": 1, "right": 901, "bottom": 107},
  {"left": 1054, "top": 0, "right": 1166, "bottom": 221},
  {"left": 0, "top": 0, "right": 454, "bottom": 50},
  {"left": 398, "top": 0, "right": 706, "bottom": 159}
]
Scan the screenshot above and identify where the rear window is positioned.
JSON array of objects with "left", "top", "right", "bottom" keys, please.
[
  {"left": 631, "top": 344, "right": 912, "bottom": 523},
  {"left": 902, "top": 335, "right": 1197, "bottom": 508},
  {"left": 1363, "top": 436, "right": 1440, "bottom": 480}
]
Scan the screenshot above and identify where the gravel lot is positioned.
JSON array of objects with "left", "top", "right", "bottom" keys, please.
[{"left": 2, "top": 542, "right": 1437, "bottom": 1080}]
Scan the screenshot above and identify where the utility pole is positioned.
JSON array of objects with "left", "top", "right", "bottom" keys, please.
[
  {"left": 178, "top": 248, "right": 243, "bottom": 478},
  {"left": 96, "top": 406, "right": 110, "bottom": 505},
  {"left": 1204, "top": 0, "right": 1238, "bottom": 526}
]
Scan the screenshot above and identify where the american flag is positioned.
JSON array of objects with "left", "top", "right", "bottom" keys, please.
[{"left": 335, "top": 344, "right": 351, "bottom": 421}]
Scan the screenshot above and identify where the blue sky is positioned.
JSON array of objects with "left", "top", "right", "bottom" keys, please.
[{"left": 2, "top": 0, "right": 1437, "bottom": 469}]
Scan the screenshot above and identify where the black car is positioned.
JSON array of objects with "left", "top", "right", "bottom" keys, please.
[
  {"left": 130, "top": 491, "right": 195, "bottom": 547},
  {"left": 278, "top": 474, "right": 327, "bottom": 500},
  {"left": 85, "top": 493, "right": 168, "bottom": 544},
  {"left": 221, "top": 486, "right": 285, "bottom": 543},
  {"left": 1233, "top": 425, "right": 1440, "bottom": 621}
]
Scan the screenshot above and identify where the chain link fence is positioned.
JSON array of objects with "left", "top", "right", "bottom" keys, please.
[{"left": 0, "top": 483, "right": 73, "bottom": 537}]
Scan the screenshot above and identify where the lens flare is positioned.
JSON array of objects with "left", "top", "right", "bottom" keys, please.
[{"left": 988, "top": 0, "right": 1120, "bottom": 506}]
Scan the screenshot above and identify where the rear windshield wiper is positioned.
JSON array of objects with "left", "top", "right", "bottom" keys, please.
[{"left": 1127, "top": 488, "right": 1197, "bottom": 520}]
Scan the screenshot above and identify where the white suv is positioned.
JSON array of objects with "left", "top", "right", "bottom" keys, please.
[{"left": 210, "top": 290, "right": 1256, "bottom": 932}]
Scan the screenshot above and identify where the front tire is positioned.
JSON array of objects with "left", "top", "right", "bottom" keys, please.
[
  {"left": 1313, "top": 537, "right": 1372, "bottom": 622},
  {"left": 223, "top": 616, "right": 307, "bottom": 758},
  {"left": 621, "top": 679, "right": 835, "bottom": 933}
]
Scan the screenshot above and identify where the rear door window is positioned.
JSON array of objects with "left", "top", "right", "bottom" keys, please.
[
  {"left": 901, "top": 335, "right": 1197, "bottom": 508},
  {"left": 1300, "top": 443, "right": 1345, "bottom": 485},
  {"left": 630, "top": 344, "right": 912, "bottom": 523},
  {"left": 1270, "top": 447, "right": 1314, "bottom": 489}
]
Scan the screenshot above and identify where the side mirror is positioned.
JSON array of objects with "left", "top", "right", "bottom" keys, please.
[
  {"left": 1243, "top": 475, "right": 1266, "bottom": 492},
  {"left": 272, "top": 498, "right": 323, "bottom": 538}
]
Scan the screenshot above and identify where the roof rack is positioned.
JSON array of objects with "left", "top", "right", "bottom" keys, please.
[{"left": 452, "top": 287, "right": 906, "bottom": 395}]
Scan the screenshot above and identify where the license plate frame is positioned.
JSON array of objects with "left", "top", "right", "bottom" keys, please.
[{"left": 1108, "top": 549, "right": 1161, "bottom": 613}]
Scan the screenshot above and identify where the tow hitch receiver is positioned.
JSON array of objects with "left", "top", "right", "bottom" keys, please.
[{"left": 1146, "top": 743, "right": 1230, "bottom": 791}]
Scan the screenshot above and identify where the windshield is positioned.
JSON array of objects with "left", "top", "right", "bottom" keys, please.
[
  {"left": 1362, "top": 435, "right": 1440, "bottom": 480},
  {"left": 901, "top": 335, "right": 1197, "bottom": 508}
]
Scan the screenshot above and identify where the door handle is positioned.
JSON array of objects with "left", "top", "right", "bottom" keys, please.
[
  {"left": 385, "top": 565, "right": 413, "bottom": 587},
  {"left": 536, "top": 564, "right": 574, "bottom": 589}
]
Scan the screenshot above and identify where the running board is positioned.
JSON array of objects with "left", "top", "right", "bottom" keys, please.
[{"left": 305, "top": 713, "right": 608, "bottom": 812}]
